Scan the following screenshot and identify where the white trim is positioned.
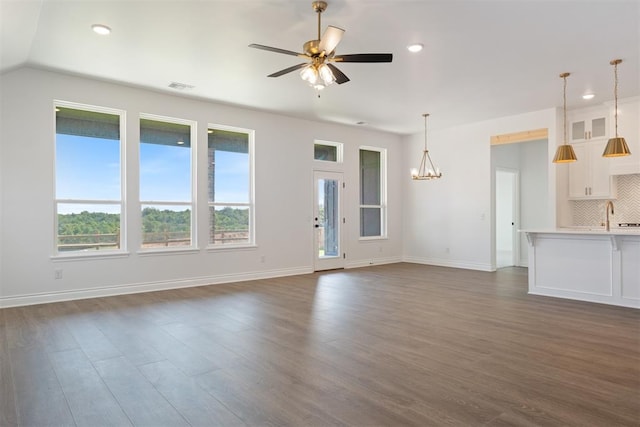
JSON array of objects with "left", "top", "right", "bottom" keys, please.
[
  {"left": 139, "top": 113, "right": 197, "bottom": 251},
  {"left": 403, "top": 256, "right": 494, "bottom": 272},
  {"left": 207, "top": 123, "right": 255, "bottom": 247},
  {"left": 53, "top": 100, "right": 127, "bottom": 255},
  {"left": 358, "top": 146, "right": 388, "bottom": 238},
  {"left": 51, "top": 251, "right": 130, "bottom": 262},
  {"left": 0, "top": 266, "right": 312, "bottom": 309},
  {"left": 345, "top": 256, "right": 402, "bottom": 268},
  {"left": 314, "top": 139, "right": 344, "bottom": 163}
]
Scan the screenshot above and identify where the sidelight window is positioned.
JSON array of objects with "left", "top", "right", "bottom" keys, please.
[{"left": 359, "top": 147, "right": 387, "bottom": 238}]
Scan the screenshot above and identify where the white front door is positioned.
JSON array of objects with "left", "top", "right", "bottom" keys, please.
[{"left": 313, "top": 171, "right": 344, "bottom": 271}]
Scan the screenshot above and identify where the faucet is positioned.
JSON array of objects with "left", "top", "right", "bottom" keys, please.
[{"left": 605, "top": 200, "right": 614, "bottom": 231}]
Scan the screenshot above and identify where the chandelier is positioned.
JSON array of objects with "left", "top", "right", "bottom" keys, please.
[{"left": 411, "top": 113, "right": 442, "bottom": 180}]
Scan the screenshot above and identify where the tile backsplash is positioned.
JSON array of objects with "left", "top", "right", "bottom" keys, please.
[{"left": 572, "top": 174, "right": 640, "bottom": 226}]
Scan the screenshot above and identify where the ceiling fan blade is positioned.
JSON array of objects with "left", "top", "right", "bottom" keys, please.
[
  {"left": 249, "top": 44, "right": 307, "bottom": 58},
  {"left": 332, "top": 53, "right": 393, "bottom": 63},
  {"left": 267, "top": 63, "right": 308, "bottom": 78},
  {"left": 326, "top": 64, "right": 350, "bottom": 84},
  {"left": 318, "top": 25, "right": 345, "bottom": 55}
]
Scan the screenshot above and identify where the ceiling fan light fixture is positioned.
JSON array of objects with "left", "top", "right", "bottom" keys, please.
[
  {"left": 300, "top": 64, "right": 319, "bottom": 85},
  {"left": 318, "top": 63, "right": 336, "bottom": 85}
]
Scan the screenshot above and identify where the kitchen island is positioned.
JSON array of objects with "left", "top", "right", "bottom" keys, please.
[{"left": 521, "top": 228, "right": 640, "bottom": 308}]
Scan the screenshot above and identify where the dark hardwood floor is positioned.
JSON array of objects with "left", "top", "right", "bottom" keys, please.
[{"left": 1, "top": 263, "right": 639, "bottom": 426}]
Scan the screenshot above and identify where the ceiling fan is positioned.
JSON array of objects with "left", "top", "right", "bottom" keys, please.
[{"left": 249, "top": 1, "right": 393, "bottom": 91}]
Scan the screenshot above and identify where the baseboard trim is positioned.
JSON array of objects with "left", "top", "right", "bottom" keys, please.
[
  {"left": 0, "top": 266, "right": 312, "bottom": 308},
  {"left": 345, "top": 256, "right": 403, "bottom": 269},
  {"left": 402, "top": 256, "right": 493, "bottom": 272}
]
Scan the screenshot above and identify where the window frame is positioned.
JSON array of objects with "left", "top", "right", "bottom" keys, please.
[
  {"left": 358, "top": 146, "right": 387, "bottom": 240},
  {"left": 52, "top": 100, "right": 127, "bottom": 258},
  {"left": 138, "top": 113, "right": 197, "bottom": 252},
  {"left": 206, "top": 123, "right": 256, "bottom": 249},
  {"left": 314, "top": 140, "right": 344, "bottom": 163}
]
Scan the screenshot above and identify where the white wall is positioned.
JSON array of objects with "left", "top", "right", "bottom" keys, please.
[
  {"left": 0, "top": 67, "right": 403, "bottom": 307},
  {"left": 402, "top": 109, "right": 558, "bottom": 271}
]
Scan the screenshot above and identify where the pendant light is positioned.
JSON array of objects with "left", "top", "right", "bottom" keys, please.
[
  {"left": 553, "top": 72, "right": 577, "bottom": 163},
  {"left": 603, "top": 59, "right": 631, "bottom": 157},
  {"left": 411, "top": 113, "right": 442, "bottom": 180}
]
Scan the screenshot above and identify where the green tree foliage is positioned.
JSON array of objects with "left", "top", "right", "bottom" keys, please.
[
  {"left": 58, "top": 211, "right": 120, "bottom": 244},
  {"left": 213, "top": 207, "right": 248, "bottom": 231},
  {"left": 57, "top": 207, "right": 249, "bottom": 243}
]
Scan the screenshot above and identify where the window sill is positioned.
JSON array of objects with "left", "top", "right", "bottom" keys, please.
[
  {"left": 137, "top": 248, "right": 200, "bottom": 257},
  {"left": 51, "top": 251, "right": 130, "bottom": 262},
  {"left": 206, "top": 244, "right": 258, "bottom": 253},
  {"left": 359, "top": 236, "right": 389, "bottom": 242}
]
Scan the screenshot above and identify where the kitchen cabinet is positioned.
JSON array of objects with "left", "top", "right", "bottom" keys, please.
[
  {"left": 568, "top": 139, "right": 617, "bottom": 199},
  {"left": 609, "top": 97, "right": 640, "bottom": 175},
  {"left": 570, "top": 108, "right": 607, "bottom": 143}
]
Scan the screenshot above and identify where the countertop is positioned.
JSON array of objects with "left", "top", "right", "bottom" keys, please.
[{"left": 520, "top": 227, "right": 640, "bottom": 236}]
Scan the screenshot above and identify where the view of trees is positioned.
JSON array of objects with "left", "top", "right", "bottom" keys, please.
[{"left": 57, "top": 207, "right": 248, "bottom": 248}]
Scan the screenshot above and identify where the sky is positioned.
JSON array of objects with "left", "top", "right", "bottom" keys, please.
[{"left": 55, "top": 134, "right": 249, "bottom": 215}]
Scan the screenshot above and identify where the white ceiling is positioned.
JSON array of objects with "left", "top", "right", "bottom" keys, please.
[{"left": 1, "top": 0, "right": 639, "bottom": 134}]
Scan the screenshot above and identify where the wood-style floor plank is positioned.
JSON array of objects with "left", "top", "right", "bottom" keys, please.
[
  {"left": 48, "top": 349, "right": 132, "bottom": 426},
  {"left": 0, "top": 263, "right": 638, "bottom": 426},
  {"left": 93, "top": 356, "right": 189, "bottom": 426}
]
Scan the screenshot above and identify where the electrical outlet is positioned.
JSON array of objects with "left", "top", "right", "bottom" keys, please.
[
  {"left": 260, "top": 255, "right": 266, "bottom": 263},
  {"left": 445, "top": 247, "right": 450, "bottom": 254},
  {"left": 54, "top": 269, "right": 63, "bottom": 280}
]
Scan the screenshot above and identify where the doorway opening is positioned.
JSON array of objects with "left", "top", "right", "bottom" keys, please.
[{"left": 495, "top": 168, "right": 520, "bottom": 268}]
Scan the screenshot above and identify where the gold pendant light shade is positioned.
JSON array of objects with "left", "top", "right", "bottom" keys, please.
[
  {"left": 603, "top": 59, "right": 631, "bottom": 158},
  {"left": 603, "top": 137, "right": 631, "bottom": 157},
  {"left": 553, "top": 72, "right": 577, "bottom": 163},
  {"left": 553, "top": 144, "right": 578, "bottom": 163}
]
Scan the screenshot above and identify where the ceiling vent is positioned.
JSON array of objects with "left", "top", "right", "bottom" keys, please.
[{"left": 168, "top": 82, "right": 194, "bottom": 90}]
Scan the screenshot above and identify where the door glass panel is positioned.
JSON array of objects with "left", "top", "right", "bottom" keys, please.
[{"left": 317, "top": 178, "right": 339, "bottom": 258}]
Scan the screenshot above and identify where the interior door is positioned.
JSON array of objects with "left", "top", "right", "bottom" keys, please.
[{"left": 313, "top": 171, "right": 344, "bottom": 271}]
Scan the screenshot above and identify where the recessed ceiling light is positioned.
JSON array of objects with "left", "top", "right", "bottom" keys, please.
[
  {"left": 407, "top": 43, "right": 424, "bottom": 53},
  {"left": 582, "top": 93, "right": 595, "bottom": 100},
  {"left": 91, "top": 24, "right": 111, "bottom": 35}
]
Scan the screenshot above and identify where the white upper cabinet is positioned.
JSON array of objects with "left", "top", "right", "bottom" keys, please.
[
  {"left": 609, "top": 97, "right": 640, "bottom": 175},
  {"left": 568, "top": 140, "right": 617, "bottom": 199},
  {"left": 567, "top": 107, "right": 616, "bottom": 200},
  {"left": 570, "top": 108, "right": 608, "bottom": 142}
]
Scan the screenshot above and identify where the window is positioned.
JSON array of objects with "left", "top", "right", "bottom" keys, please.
[
  {"left": 208, "top": 125, "right": 254, "bottom": 246},
  {"left": 55, "top": 103, "right": 125, "bottom": 254},
  {"left": 359, "top": 147, "right": 386, "bottom": 238},
  {"left": 314, "top": 141, "right": 343, "bottom": 162},
  {"left": 139, "top": 115, "right": 195, "bottom": 249}
]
